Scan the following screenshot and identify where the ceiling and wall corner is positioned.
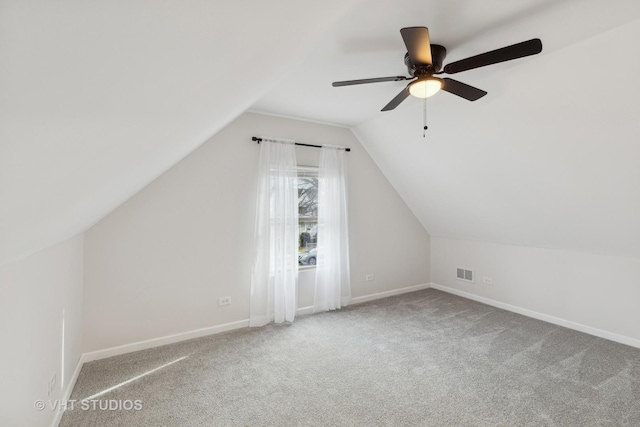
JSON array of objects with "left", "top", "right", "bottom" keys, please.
[
  {"left": 4, "top": 0, "right": 640, "bottom": 266},
  {"left": 0, "top": 0, "right": 363, "bottom": 266},
  {"left": 254, "top": 0, "right": 640, "bottom": 259},
  {"left": 352, "top": 17, "right": 640, "bottom": 258}
]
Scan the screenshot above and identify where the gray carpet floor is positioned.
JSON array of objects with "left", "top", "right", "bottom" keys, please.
[{"left": 61, "top": 289, "right": 640, "bottom": 426}]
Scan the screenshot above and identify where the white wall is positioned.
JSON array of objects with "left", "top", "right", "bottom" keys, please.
[
  {"left": 430, "top": 236, "right": 640, "bottom": 345},
  {"left": 83, "top": 112, "right": 430, "bottom": 353},
  {"left": 0, "top": 235, "right": 84, "bottom": 427}
]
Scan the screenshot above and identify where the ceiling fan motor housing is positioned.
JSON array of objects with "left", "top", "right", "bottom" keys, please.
[{"left": 404, "top": 44, "right": 447, "bottom": 76}]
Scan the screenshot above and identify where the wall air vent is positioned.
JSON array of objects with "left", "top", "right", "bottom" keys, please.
[{"left": 456, "top": 268, "right": 474, "bottom": 283}]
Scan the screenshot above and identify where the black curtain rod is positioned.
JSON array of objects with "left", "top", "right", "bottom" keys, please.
[{"left": 252, "top": 136, "right": 350, "bottom": 152}]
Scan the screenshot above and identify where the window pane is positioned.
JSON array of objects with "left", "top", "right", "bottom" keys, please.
[{"left": 298, "top": 169, "right": 318, "bottom": 266}]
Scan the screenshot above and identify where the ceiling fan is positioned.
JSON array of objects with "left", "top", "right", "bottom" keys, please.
[{"left": 332, "top": 27, "right": 542, "bottom": 111}]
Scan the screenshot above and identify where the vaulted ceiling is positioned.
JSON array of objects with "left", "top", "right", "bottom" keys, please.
[
  {"left": 3, "top": 0, "right": 640, "bottom": 264},
  {"left": 0, "top": 0, "right": 362, "bottom": 264}
]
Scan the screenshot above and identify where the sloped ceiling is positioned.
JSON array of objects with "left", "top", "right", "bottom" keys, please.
[
  {"left": 4, "top": 0, "right": 640, "bottom": 265},
  {"left": 254, "top": 0, "right": 640, "bottom": 257},
  {"left": 0, "top": 0, "right": 362, "bottom": 264}
]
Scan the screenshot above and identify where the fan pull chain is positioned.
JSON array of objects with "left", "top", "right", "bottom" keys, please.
[{"left": 423, "top": 93, "right": 428, "bottom": 138}]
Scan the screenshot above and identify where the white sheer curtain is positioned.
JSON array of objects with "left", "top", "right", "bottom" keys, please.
[
  {"left": 249, "top": 140, "right": 299, "bottom": 327},
  {"left": 313, "top": 147, "right": 351, "bottom": 312}
]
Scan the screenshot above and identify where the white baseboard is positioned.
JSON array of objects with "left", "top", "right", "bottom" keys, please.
[
  {"left": 83, "top": 283, "right": 432, "bottom": 363},
  {"left": 352, "top": 283, "right": 430, "bottom": 304},
  {"left": 430, "top": 282, "right": 640, "bottom": 349},
  {"left": 296, "top": 306, "right": 314, "bottom": 315},
  {"left": 51, "top": 356, "right": 83, "bottom": 427},
  {"left": 296, "top": 283, "right": 431, "bottom": 315},
  {"left": 82, "top": 319, "right": 250, "bottom": 362}
]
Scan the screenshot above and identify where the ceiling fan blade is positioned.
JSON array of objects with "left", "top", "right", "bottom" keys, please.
[
  {"left": 443, "top": 38, "right": 542, "bottom": 74},
  {"left": 400, "top": 27, "right": 432, "bottom": 66},
  {"left": 381, "top": 86, "right": 411, "bottom": 111},
  {"left": 442, "top": 78, "right": 487, "bottom": 101},
  {"left": 332, "top": 76, "right": 409, "bottom": 87}
]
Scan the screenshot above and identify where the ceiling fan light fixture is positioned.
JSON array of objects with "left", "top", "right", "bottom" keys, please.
[{"left": 409, "top": 77, "right": 443, "bottom": 98}]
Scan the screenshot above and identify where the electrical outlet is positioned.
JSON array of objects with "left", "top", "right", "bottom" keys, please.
[
  {"left": 483, "top": 277, "right": 493, "bottom": 285},
  {"left": 218, "top": 296, "right": 231, "bottom": 306},
  {"left": 365, "top": 274, "right": 374, "bottom": 281}
]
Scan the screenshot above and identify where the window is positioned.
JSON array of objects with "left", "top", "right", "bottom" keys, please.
[{"left": 297, "top": 167, "right": 318, "bottom": 267}]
